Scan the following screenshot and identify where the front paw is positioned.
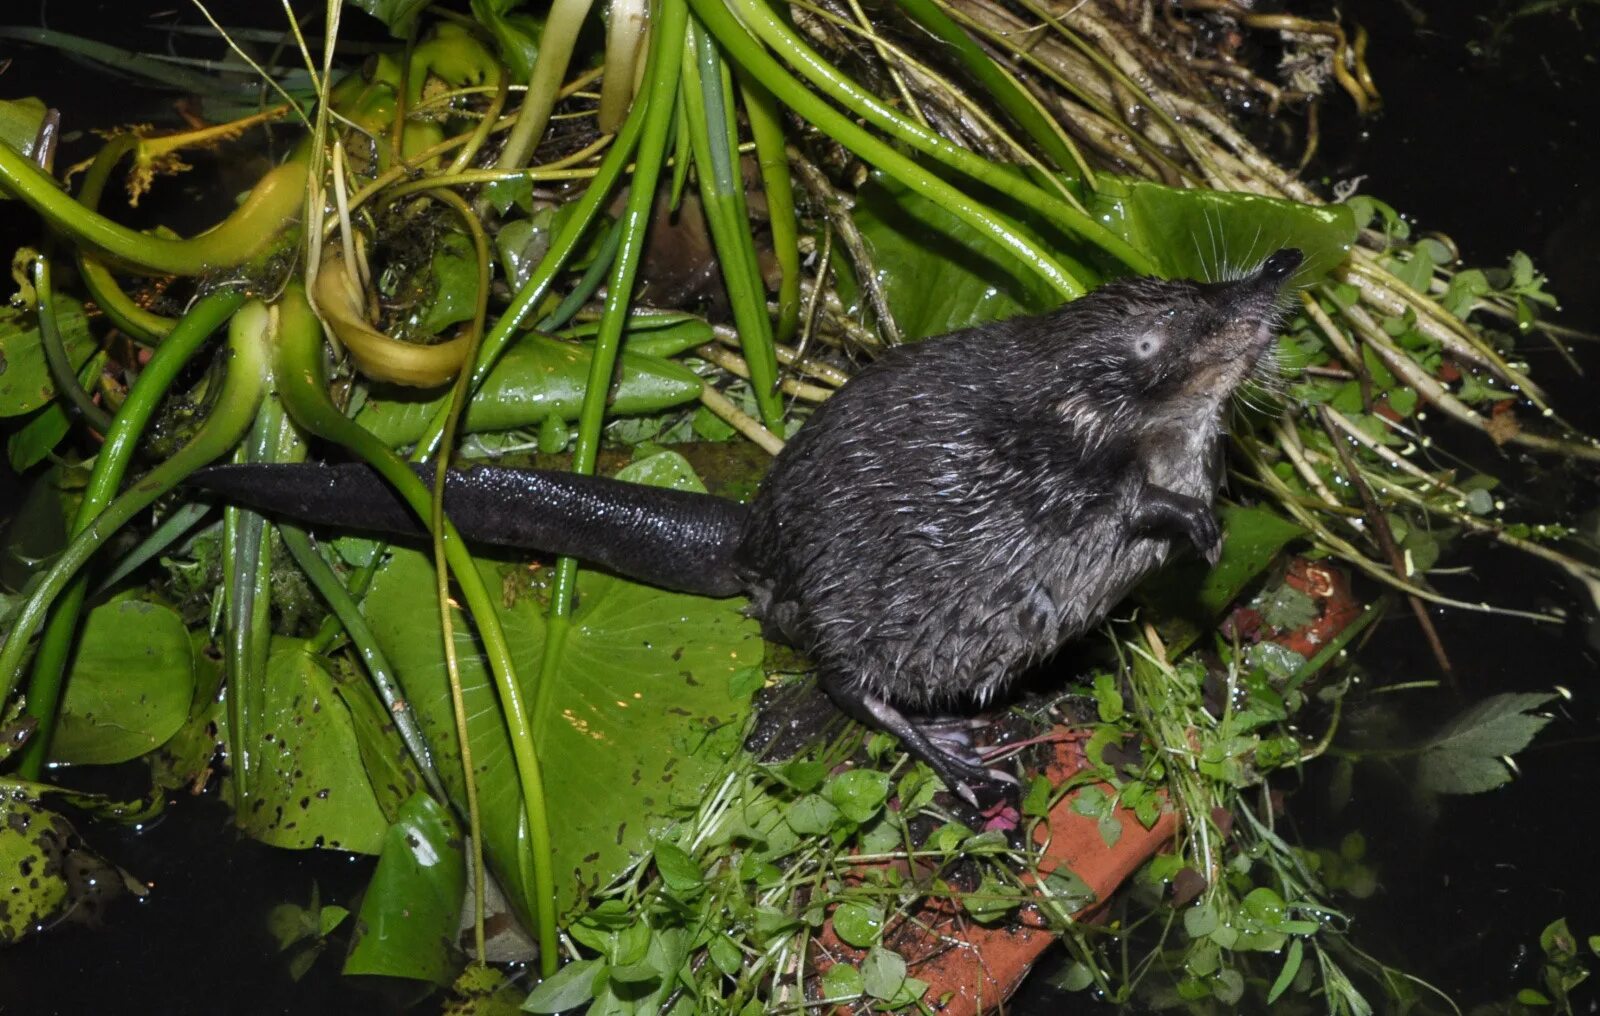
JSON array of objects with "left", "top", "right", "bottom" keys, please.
[{"left": 1186, "top": 510, "right": 1223, "bottom": 566}]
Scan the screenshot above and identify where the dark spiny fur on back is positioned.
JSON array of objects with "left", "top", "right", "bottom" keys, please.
[{"left": 736, "top": 254, "right": 1297, "bottom": 710}]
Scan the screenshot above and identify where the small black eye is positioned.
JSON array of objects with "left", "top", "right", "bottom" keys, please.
[{"left": 1135, "top": 334, "right": 1162, "bottom": 358}]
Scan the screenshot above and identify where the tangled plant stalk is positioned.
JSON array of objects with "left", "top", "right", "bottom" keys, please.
[{"left": 0, "top": 0, "right": 1594, "bottom": 1011}]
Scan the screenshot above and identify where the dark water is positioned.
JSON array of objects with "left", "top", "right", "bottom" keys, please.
[
  {"left": 1292, "top": 1, "right": 1600, "bottom": 1010},
  {"left": 3, "top": 1, "right": 1599, "bottom": 1014}
]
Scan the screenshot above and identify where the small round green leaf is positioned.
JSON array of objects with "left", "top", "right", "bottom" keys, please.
[
  {"left": 821, "top": 962, "right": 864, "bottom": 1001},
  {"left": 860, "top": 947, "right": 908, "bottom": 1001},
  {"left": 832, "top": 901, "right": 885, "bottom": 948},
  {"left": 828, "top": 769, "right": 890, "bottom": 824}
]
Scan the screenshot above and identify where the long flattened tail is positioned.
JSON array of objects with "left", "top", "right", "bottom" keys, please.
[{"left": 190, "top": 462, "right": 750, "bottom": 597}]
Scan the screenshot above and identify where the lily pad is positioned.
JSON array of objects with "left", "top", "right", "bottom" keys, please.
[
  {"left": 1083, "top": 176, "right": 1356, "bottom": 283},
  {"left": 230, "top": 638, "right": 391, "bottom": 854},
  {"left": 360, "top": 454, "right": 762, "bottom": 921},
  {"left": 51, "top": 598, "right": 196, "bottom": 766},
  {"left": 0, "top": 786, "right": 144, "bottom": 943}
]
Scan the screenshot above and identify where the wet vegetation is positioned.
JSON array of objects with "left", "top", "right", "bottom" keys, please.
[{"left": 1, "top": 1, "right": 1596, "bottom": 1012}]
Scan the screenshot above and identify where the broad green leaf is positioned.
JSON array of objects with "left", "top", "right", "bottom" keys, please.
[
  {"left": 963, "top": 873, "right": 1019, "bottom": 924},
  {"left": 653, "top": 841, "right": 703, "bottom": 892},
  {"left": 783, "top": 793, "right": 839, "bottom": 834},
  {"left": 400, "top": 230, "right": 478, "bottom": 338},
  {"left": 469, "top": 0, "right": 544, "bottom": 82},
  {"left": 1184, "top": 903, "right": 1219, "bottom": 937},
  {"left": 0, "top": 793, "right": 72, "bottom": 943},
  {"left": 348, "top": 0, "right": 432, "bottom": 36},
  {"left": 0, "top": 97, "right": 47, "bottom": 164},
  {"left": 1085, "top": 176, "right": 1357, "bottom": 283},
  {"left": 231, "top": 638, "right": 390, "bottom": 854},
  {"left": 8, "top": 402, "right": 69, "bottom": 473},
  {"left": 0, "top": 298, "right": 95, "bottom": 417},
  {"left": 354, "top": 334, "right": 702, "bottom": 446},
  {"left": 821, "top": 962, "right": 864, "bottom": 1000},
  {"left": 522, "top": 958, "right": 604, "bottom": 1013},
  {"left": 8, "top": 351, "right": 107, "bottom": 471},
  {"left": 51, "top": 598, "right": 195, "bottom": 765},
  {"left": 330, "top": 655, "right": 424, "bottom": 823},
  {"left": 1414, "top": 693, "right": 1554, "bottom": 795},
  {"left": 344, "top": 792, "right": 466, "bottom": 985},
  {"left": 361, "top": 460, "right": 762, "bottom": 920},
  {"left": 852, "top": 173, "right": 1060, "bottom": 341},
  {"left": 828, "top": 769, "right": 891, "bottom": 824},
  {"left": 1051, "top": 961, "right": 1096, "bottom": 992}
]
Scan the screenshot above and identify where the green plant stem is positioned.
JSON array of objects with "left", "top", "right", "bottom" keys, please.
[
  {"left": 92, "top": 502, "right": 213, "bottom": 594},
  {"left": 0, "top": 141, "right": 306, "bottom": 276},
  {"left": 889, "top": 0, "right": 1091, "bottom": 182},
  {"left": 270, "top": 283, "right": 558, "bottom": 976},
  {"left": 0, "top": 290, "right": 255, "bottom": 709},
  {"left": 447, "top": 70, "right": 510, "bottom": 176},
  {"left": 221, "top": 385, "right": 298, "bottom": 818},
  {"left": 413, "top": 73, "right": 653, "bottom": 457},
  {"left": 738, "top": 72, "right": 801, "bottom": 345},
  {"left": 724, "top": 0, "right": 1151, "bottom": 274},
  {"left": 540, "top": 219, "right": 623, "bottom": 330},
  {"left": 78, "top": 257, "right": 176, "bottom": 344},
  {"left": 277, "top": 522, "right": 449, "bottom": 804},
  {"left": 32, "top": 253, "right": 113, "bottom": 434},
  {"left": 538, "top": 0, "right": 689, "bottom": 726},
  {"left": 684, "top": 0, "right": 1083, "bottom": 299},
  {"left": 425, "top": 186, "right": 494, "bottom": 964},
  {"left": 494, "top": 0, "right": 598, "bottom": 171},
  {"left": 74, "top": 135, "right": 175, "bottom": 343},
  {"left": 684, "top": 21, "right": 783, "bottom": 430}
]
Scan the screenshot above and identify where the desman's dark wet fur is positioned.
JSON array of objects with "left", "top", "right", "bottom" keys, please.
[{"left": 194, "top": 249, "right": 1305, "bottom": 806}]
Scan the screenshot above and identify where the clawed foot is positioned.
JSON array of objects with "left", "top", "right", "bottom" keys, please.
[
  {"left": 918, "top": 722, "right": 1021, "bottom": 812},
  {"left": 821, "top": 678, "right": 1020, "bottom": 806},
  {"left": 1133, "top": 484, "right": 1223, "bottom": 566},
  {"left": 1184, "top": 509, "right": 1223, "bottom": 567}
]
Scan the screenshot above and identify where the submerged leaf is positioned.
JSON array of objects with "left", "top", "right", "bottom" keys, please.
[{"left": 1414, "top": 692, "right": 1555, "bottom": 795}]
